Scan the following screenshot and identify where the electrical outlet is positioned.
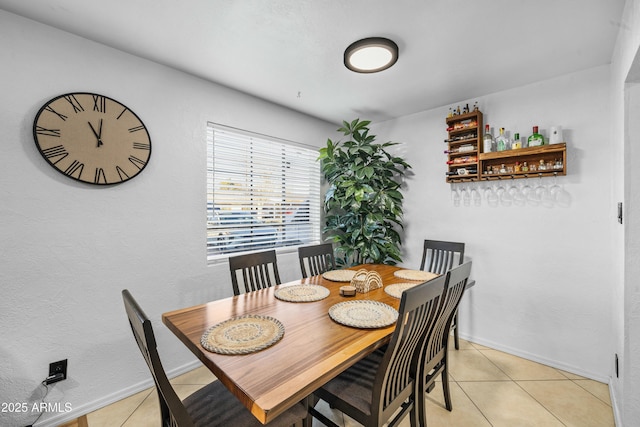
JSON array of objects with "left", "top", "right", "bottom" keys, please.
[{"left": 46, "top": 359, "right": 67, "bottom": 384}]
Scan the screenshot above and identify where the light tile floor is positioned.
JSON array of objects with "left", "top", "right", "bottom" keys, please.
[{"left": 86, "top": 339, "right": 614, "bottom": 426}]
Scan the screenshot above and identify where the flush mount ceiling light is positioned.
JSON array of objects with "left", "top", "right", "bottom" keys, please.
[{"left": 344, "top": 37, "right": 399, "bottom": 73}]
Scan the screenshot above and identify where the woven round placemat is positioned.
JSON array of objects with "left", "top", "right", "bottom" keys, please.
[
  {"left": 393, "top": 269, "right": 440, "bottom": 282},
  {"left": 328, "top": 300, "right": 398, "bottom": 329},
  {"left": 201, "top": 315, "right": 284, "bottom": 355},
  {"left": 384, "top": 282, "right": 420, "bottom": 299},
  {"left": 274, "top": 284, "right": 330, "bottom": 302},
  {"left": 322, "top": 269, "right": 356, "bottom": 282}
]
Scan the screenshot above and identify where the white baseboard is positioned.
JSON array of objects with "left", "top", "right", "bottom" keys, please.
[
  {"left": 35, "top": 359, "right": 202, "bottom": 427},
  {"left": 458, "top": 332, "right": 610, "bottom": 383},
  {"left": 610, "top": 385, "right": 622, "bottom": 427}
]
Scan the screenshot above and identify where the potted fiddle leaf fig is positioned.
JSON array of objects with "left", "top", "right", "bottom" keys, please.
[{"left": 318, "top": 119, "right": 411, "bottom": 266}]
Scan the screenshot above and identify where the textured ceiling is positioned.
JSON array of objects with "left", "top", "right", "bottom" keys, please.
[{"left": 0, "top": 0, "right": 626, "bottom": 124}]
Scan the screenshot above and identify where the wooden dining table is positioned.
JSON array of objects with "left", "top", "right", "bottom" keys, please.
[{"left": 162, "top": 263, "right": 444, "bottom": 424}]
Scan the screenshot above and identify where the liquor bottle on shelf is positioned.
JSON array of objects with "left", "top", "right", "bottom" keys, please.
[
  {"left": 445, "top": 168, "right": 478, "bottom": 176},
  {"left": 444, "top": 145, "right": 475, "bottom": 154},
  {"left": 446, "top": 155, "right": 477, "bottom": 165},
  {"left": 453, "top": 119, "right": 476, "bottom": 130},
  {"left": 512, "top": 132, "right": 522, "bottom": 149},
  {"left": 483, "top": 124, "right": 494, "bottom": 153},
  {"left": 444, "top": 133, "right": 475, "bottom": 143},
  {"left": 496, "top": 127, "right": 508, "bottom": 151},
  {"left": 528, "top": 126, "right": 545, "bottom": 147}
]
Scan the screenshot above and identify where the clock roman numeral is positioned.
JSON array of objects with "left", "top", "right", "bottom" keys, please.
[
  {"left": 116, "top": 166, "right": 130, "bottom": 181},
  {"left": 92, "top": 95, "right": 106, "bottom": 113},
  {"left": 63, "top": 94, "right": 85, "bottom": 113},
  {"left": 35, "top": 126, "right": 61, "bottom": 137},
  {"left": 132, "top": 142, "right": 150, "bottom": 150},
  {"left": 116, "top": 107, "right": 128, "bottom": 120},
  {"left": 45, "top": 105, "right": 68, "bottom": 121},
  {"left": 128, "top": 125, "right": 145, "bottom": 133},
  {"left": 64, "top": 160, "right": 84, "bottom": 179},
  {"left": 94, "top": 168, "right": 107, "bottom": 184},
  {"left": 128, "top": 155, "right": 146, "bottom": 170},
  {"left": 41, "top": 145, "right": 69, "bottom": 165}
]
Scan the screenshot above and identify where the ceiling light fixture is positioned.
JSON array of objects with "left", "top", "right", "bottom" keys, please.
[{"left": 344, "top": 37, "right": 399, "bottom": 73}]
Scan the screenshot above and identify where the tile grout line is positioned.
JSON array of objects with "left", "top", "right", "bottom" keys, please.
[
  {"left": 569, "top": 378, "right": 613, "bottom": 407},
  {"left": 448, "top": 346, "right": 500, "bottom": 425},
  {"left": 511, "top": 379, "right": 569, "bottom": 426},
  {"left": 450, "top": 376, "right": 495, "bottom": 427},
  {"left": 120, "top": 388, "right": 154, "bottom": 427},
  {"left": 471, "top": 346, "right": 569, "bottom": 426},
  {"left": 473, "top": 345, "right": 613, "bottom": 423}
]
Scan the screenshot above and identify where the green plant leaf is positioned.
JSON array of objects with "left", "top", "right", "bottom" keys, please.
[{"left": 319, "top": 118, "right": 411, "bottom": 266}]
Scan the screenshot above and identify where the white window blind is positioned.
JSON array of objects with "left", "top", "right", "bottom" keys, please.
[{"left": 207, "top": 123, "right": 321, "bottom": 260}]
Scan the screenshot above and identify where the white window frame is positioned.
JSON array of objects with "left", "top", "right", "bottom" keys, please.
[{"left": 207, "top": 123, "right": 321, "bottom": 262}]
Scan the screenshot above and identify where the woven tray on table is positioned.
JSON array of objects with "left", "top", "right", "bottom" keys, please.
[
  {"left": 384, "top": 282, "right": 420, "bottom": 299},
  {"left": 328, "top": 300, "right": 398, "bottom": 329},
  {"left": 393, "top": 269, "right": 439, "bottom": 282},
  {"left": 201, "top": 315, "right": 284, "bottom": 355},
  {"left": 322, "top": 269, "right": 356, "bottom": 282},
  {"left": 274, "top": 284, "right": 330, "bottom": 302}
]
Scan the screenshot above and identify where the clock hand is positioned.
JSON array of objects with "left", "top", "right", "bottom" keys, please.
[
  {"left": 88, "top": 121, "right": 99, "bottom": 138},
  {"left": 97, "top": 119, "right": 103, "bottom": 147},
  {"left": 87, "top": 121, "right": 103, "bottom": 147}
]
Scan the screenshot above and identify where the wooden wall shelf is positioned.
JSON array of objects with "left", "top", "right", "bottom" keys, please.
[
  {"left": 478, "top": 143, "right": 566, "bottom": 181},
  {"left": 445, "top": 110, "right": 482, "bottom": 183},
  {"left": 444, "top": 110, "right": 567, "bottom": 182}
]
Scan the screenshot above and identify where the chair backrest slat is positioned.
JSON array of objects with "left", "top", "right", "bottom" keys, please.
[
  {"left": 298, "top": 243, "right": 336, "bottom": 278},
  {"left": 229, "top": 250, "right": 281, "bottom": 295},
  {"left": 423, "top": 262, "right": 472, "bottom": 367},
  {"left": 371, "top": 274, "right": 448, "bottom": 423},
  {"left": 420, "top": 239, "right": 465, "bottom": 275},
  {"left": 122, "top": 290, "right": 195, "bottom": 427}
]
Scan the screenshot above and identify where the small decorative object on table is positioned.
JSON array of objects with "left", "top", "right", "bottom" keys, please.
[
  {"left": 350, "top": 269, "right": 383, "bottom": 293},
  {"left": 339, "top": 285, "right": 356, "bottom": 297}
]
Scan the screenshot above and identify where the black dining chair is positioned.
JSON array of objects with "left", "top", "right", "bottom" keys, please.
[
  {"left": 417, "top": 261, "right": 472, "bottom": 423},
  {"left": 297, "top": 243, "right": 336, "bottom": 278},
  {"left": 229, "top": 249, "right": 281, "bottom": 296},
  {"left": 121, "top": 289, "right": 307, "bottom": 427},
  {"left": 308, "top": 274, "right": 448, "bottom": 427},
  {"left": 420, "top": 239, "right": 465, "bottom": 349}
]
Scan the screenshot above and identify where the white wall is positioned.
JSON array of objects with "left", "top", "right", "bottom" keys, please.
[
  {"left": 2, "top": 6, "right": 634, "bottom": 427},
  {"left": 374, "top": 65, "right": 615, "bottom": 382},
  {"left": 0, "top": 11, "right": 335, "bottom": 427},
  {"left": 610, "top": 0, "right": 640, "bottom": 425}
]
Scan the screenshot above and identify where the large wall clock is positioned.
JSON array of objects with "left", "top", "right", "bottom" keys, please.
[{"left": 33, "top": 92, "right": 152, "bottom": 185}]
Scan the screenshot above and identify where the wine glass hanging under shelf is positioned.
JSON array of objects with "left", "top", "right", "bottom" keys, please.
[{"left": 450, "top": 173, "right": 571, "bottom": 208}]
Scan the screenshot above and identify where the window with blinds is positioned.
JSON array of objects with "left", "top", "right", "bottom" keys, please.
[{"left": 207, "top": 123, "right": 321, "bottom": 260}]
